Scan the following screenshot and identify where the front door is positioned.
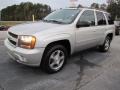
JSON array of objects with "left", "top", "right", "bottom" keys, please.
[{"left": 75, "top": 10, "right": 98, "bottom": 52}]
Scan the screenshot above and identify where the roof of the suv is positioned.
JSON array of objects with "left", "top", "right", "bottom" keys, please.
[{"left": 64, "top": 8, "right": 108, "bottom": 14}]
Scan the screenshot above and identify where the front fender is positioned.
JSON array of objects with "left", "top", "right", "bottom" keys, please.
[{"left": 36, "top": 33, "right": 75, "bottom": 54}]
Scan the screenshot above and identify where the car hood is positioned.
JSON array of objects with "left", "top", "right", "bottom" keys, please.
[{"left": 8, "top": 21, "right": 63, "bottom": 35}]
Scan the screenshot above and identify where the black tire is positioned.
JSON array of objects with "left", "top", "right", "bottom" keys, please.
[
  {"left": 40, "top": 44, "right": 68, "bottom": 74},
  {"left": 116, "top": 29, "right": 120, "bottom": 35},
  {"left": 99, "top": 36, "right": 111, "bottom": 52}
]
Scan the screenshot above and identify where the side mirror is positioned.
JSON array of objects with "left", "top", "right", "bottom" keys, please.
[{"left": 76, "top": 21, "right": 91, "bottom": 28}]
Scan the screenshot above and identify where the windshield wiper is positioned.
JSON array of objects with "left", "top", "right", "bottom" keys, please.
[{"left": 43, "top": 19, "right": 64, "bottom": 24}]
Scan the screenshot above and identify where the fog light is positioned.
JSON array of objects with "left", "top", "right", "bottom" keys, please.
[{"left": 14, "top": 53, "right": 27, "bottom": 62}]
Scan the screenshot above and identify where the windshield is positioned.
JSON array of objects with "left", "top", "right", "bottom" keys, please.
[{"left": 43, "top": 9, "right": 81, "bottom": 24}]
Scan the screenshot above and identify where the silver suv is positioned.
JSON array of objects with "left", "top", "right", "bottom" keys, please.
[{"left": 4, "top": 8, "right": 115, "bottom": 73}]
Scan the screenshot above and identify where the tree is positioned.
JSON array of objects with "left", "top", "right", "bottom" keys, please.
[
  {"left": 77, "top": 4, "right": 83, "bottom": 8},
  {"left": 91, "top": 3, "right": 99, "bottom": 9},
  {"left": 117, "top": 0, "right": 120, "bottom": 19},
  {"left": 107, "top": 0, "right": 113, "bottom": 4},
  {"left": 1, "top": 2, "right": 51, "bottom": 21},
  {"left": 100, "top": 4, "right": 107, "bottom": 10},
  {"left": 107, "top": 0, "right": 120, "bottom": 20}
]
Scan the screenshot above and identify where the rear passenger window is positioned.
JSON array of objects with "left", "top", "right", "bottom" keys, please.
[
  {"left": 96, "top": 11, "right": 106, "bottom": 25},
  {"left": 78, "top": 10, "right": 95, "bottom": 27},
  {"left": 105, "top": 13, "right": 114, "bottom": 25}
]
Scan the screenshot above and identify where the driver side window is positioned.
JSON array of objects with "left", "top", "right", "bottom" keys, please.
[{"left": 77, "top": 10, "right": 95, "bottom": 27}]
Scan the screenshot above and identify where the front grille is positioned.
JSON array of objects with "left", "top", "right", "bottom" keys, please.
[
  {"left": 8, "top": 38, "right": 16, "bottom": 46},
  {"left": 8, "top": 32, "right": 18, "bottom": 46},
  {"left": 8, "top": 32, "right": 18, "bottom": 39}
]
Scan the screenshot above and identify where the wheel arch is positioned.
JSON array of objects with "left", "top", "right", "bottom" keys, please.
[
  {"left": 44, "top": 39, "right": 71, "bottom": 56},
  {"left": 106, "top": 33, "right": 113, "bottom": 41}
]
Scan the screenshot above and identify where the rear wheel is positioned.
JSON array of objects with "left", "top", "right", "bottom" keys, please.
[
  {"left": 41, "top": 45, "right": 68, "bottom": 74},
  {"left": 116, "top": 29, "right": 120, "bottom": 35},
  {"left": 99, "top": 36, "right": 111, "bottom": 52}
]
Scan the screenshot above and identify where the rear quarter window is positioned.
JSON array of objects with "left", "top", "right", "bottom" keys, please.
[{"left": 105, "top": 13, "right": 114, "bottom": 25}]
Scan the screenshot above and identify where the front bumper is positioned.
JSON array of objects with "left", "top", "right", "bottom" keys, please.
[{"left": 4, "top": 39, "right": 45, "bottom": 66}]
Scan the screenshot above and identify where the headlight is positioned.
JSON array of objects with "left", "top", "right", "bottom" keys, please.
[{"left": 18, "top": 35, "right": 36, "bottom": 49}]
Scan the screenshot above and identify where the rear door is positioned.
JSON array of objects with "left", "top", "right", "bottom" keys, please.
[
  {"left": 104, "top": 13, "right": 115, "bottom": 35},
  {"left": 94, "top": 11, "right": 108, "bottom": 44}
]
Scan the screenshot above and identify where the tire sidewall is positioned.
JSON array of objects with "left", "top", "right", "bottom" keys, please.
[
  {"left": 118, "top": 29, "right": 120, "bottom": 35},
  {"left": 99, "top": 36, "right": 111, "bottom": 52},
  {"left": 103, "top": 36, "right": 111, "bottom": 51},
  {"left": 116, "top": 29, "right": 120, "bottom": 35},
  {"left": 41, "top": 45, "right": 68, "bottom": 73}
]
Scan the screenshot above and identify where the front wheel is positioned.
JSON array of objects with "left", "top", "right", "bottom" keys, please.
[
  {"left": 41, "top": 45, "right": 68, "bottom": 74},
  {"left": 99, "top": 36, "right": 111, "bottom": 52}
]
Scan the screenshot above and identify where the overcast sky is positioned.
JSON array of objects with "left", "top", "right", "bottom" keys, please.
[{"left": 0, "top": 0, "right": 107, "bottom": 10}]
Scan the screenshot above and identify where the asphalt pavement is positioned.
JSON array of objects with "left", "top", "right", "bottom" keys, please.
[{"left": 0, "top": 33, "right": 120, "bottom": 90}]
